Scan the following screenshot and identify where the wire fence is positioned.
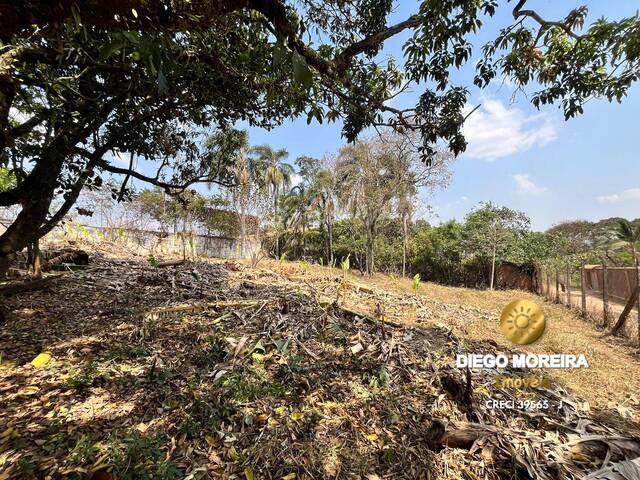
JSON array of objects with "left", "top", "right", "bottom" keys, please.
[{"left": 537, "top": 264, "right": 640, "bottom": 342}]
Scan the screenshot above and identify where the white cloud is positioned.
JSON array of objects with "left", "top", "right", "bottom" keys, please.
[
  {"left": 513, "top": 173, "right": 547, "bottom": 195},
  {"left": 462, "top": 99, "right": 558, "bottom": 160},
  {"left": 597, "top": 188, "right": 640, "bottom": 204}
]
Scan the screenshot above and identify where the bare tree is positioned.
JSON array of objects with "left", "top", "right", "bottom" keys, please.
[{"left": 335, "top": 132, "right": 451, "bottom": 275}]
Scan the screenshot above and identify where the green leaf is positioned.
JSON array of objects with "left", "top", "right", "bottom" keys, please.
[
  {"left": 292, "top": 51, "right": 313, "bottom": 88},
  {"left": 273, "top": 43, "right": 289, "bottom": 68},
  {"left": 121, "top": 31, "right": 140, "bottom": 43},
  {"left": 99, "top": 40, "right": 126, "bottom": 60}
]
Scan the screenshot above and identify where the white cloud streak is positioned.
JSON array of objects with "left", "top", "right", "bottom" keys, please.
[
  {"left": 513, "top": 173, "right": 547, "bottom": 195},
  {"left": 462, "top": 99, "right": 558, "bottom": 160},
  {"left": 597, "top": 188, "right": 640, "bottom": 204}
]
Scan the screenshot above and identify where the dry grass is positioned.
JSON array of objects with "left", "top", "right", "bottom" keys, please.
[{"left": 268, "top": 260, "right": 640, "bottom": 414}]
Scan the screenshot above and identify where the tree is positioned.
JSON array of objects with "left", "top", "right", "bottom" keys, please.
[
  {"left": 311, "top": 168, "right": 338, "bottom": 266},
  {"left": 610, "top": 219, "right": 640, "bottom": 336},
  {"left": 463, "top": 203, "right": 530, "bottom": 291},
  {"left": 336, "top": 133, "right": 450, "bottom": 275},
  {"left": 1, "top": 1, "right": 639, "bottom": 272},
  {"left": 413, "top": 220, "right": 464, "bottom": 285},
  {"left": 249, "top": 145, "right": 293, "bottom": 258},
  {"left": 279, "top": 185, "right": 312, "bottom": 258}
]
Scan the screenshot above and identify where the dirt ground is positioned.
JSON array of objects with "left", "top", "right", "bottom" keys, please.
[
  {"left": 1, "top": 246, "right": 640, "bottom": 479},
  {"left": 299, "top": 262, "right": 640, "bottom": 413}
]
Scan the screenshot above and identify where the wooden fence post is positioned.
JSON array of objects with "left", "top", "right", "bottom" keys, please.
[
  {"left": 581, "top": 263, "right": 587, "bottom": 317},
  {"left": 610, "top": 285, "right": 640, "bottom": 336},
  {"left": 555, "top": 268, "right": 560, "bottom": 304},
  {"left": 566, "top": 264, "right": 571, "bottom": 307},
  {"left": 602, "top": 263, "right": 609, "bottom": 326},
  {"left": 546, "top": 267, "right": 550, "bottom": 300},
  {"left": 636, "top": 257, "right": 640, "bottom": 345}
]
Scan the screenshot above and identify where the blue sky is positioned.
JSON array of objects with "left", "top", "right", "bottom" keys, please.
[
  {"left": 242, "top": 0, "right": 640, "bottom": 231},
  {"left": 115, "top": 1, "right": 639, "bottom": 232}
]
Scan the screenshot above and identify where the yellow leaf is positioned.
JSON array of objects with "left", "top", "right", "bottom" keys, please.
[
  {"left": 31, "top": 352, "right": 52, "bottom": 367},
  {"left": 205, "top": 435, "right": 218, "bottom": 447},
  {"left": 244, "top": 466, "right": 254, "bottom": 480},
  {"left": 131, "top": 8, "right": 138, "bottom": 18},
  {"left": 275, "top": 406, "right": 286, "bottom": 416},
  {"left": 282, "top": 474, "right": 296, "bottom": 480},
  {"left": 255, "top": 414, "right": 269, "bottom": 421},
  {"left": 290, "top": 412, "right": 304, "bottom": 421},
  {"left": 365, "top": 434, "right": 378, "bottom": 442},
  {"left": 228, "top": 446, "right": 239, "bottom": 461}
]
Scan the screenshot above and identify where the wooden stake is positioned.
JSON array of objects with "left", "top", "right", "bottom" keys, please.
[
  {"left": 546, "top": 267, "right": 550, "bottom": 300},
  {"left": 555, "top": 268, "right": 560, "bottom": 304},
  {"left": 566, "top": 264, "right": 571, "bottom": 307},
  {"left": 602, "top": 263, "right": 609, "bottom": 326},
  {"left": 580, "top": 263, "right": 587, "bottom": 318}
]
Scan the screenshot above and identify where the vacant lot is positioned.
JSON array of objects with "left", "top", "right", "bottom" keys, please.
[{"left": 1, "top": 246, "right": 639, "bottom": 479}]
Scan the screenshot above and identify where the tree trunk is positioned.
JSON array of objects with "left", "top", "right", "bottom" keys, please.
[
  {"left": 581, "top": 263, "right": 587, "bottom": 317},
  {"left": 239, "top": 205, "right": 246, "bottom": 259},
  {"left": 610, "top": 285, "right": 640, "bottom": 336},
  {"left": 365, "top": 218, "right": 375, "bottom": 276},
  {"left": 602, "top": 263, "right": 609, "bottom": 326},
  {"left": 273, "top": 188, "right": 280, "bottom": 259},
  {"left": 32, "top": 239, "right": 42, "bottom": 278},
  {"left": 0, "top": 150, "right": 65, "bottom": 277},
  {"left": 566, "top": 264, "right": 571, "bottom": 306},
  {"left": 328, "top": 220, "right": 334, "bottom": 266},
  {"left": 402, "top": 213, "right": 408, "bottom": 279},
  {"left": 489, "top": 243, "right": 496, "bottom": 291},
  {"left": 636, "top": 250, "right": 640, "bottom": 344}
]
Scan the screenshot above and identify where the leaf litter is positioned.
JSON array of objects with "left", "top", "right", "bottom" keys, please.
[{"left": 0, "top": 245, "right": 639, "bottom": 479}]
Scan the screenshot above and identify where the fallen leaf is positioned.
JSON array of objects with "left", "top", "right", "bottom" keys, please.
[
  {"left": 244, "top": 466, "right": 254, "bottom": 480},
  {"left": 31, "top": 352, "right": 53, "bottom": 367}
]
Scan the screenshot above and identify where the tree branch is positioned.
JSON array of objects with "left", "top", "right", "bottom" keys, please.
[
  {"left": 512, "top": 0, "right": 583, "bottom": 40},
  {"left": 94, "top": 156, "right": 233, "bottom": 194}
]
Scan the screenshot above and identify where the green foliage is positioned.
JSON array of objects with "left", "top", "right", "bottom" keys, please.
[
  {"left": 101, "top": 432, "right": 183, "bottom": 480},
  {"left": 147, "top": 254, "right": 159, "bottom": 268},
  {"left": 0, "top": 168, "right": 16, "bottom": 192},
  {"left": 66, "top": 361, "right": 98, "bottom": 393},
  {"left": 412, "top": 274, "right": 421, "bottom": 295},
  {"left": 462, "top": 202, "right": 530, "bottom": 262},
  {"left": 2, "top": 0, "right": 639, "bottom": 264},
  {"left": 341, "top": 255, "right": 350, "bottom": 278}
]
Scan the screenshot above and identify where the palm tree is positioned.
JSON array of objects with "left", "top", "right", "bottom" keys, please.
[
  {"left": 310, "top": 169, "right": 337, "bottom": 266},
  {"left": 280, "top": 185, "right": 312, "bottom": 258},
  {"left": 611, "top": 219, "right": 640, "bottom": 339},
  {"left": 249, "top": 145, "right": 293, "bottom": 258}
]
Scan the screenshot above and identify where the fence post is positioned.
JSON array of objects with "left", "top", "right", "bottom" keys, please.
[
  {"left": 546, "top": 267, "right": 550, "bottom": 300},
  {"left": 636, "top": 257, "right": 640, "bottom": 345},
  {"left": 555, "top": 268, "right": 560, "bottom": 303},
  {"left": 602, "top": 263, "right": 609, "bottom": 326},
  {"left": 581, "top": 263, "right": 587, "bottom": 317},
  {"left": 566, "top": 264, "right": 571, "bottom": 307}
]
